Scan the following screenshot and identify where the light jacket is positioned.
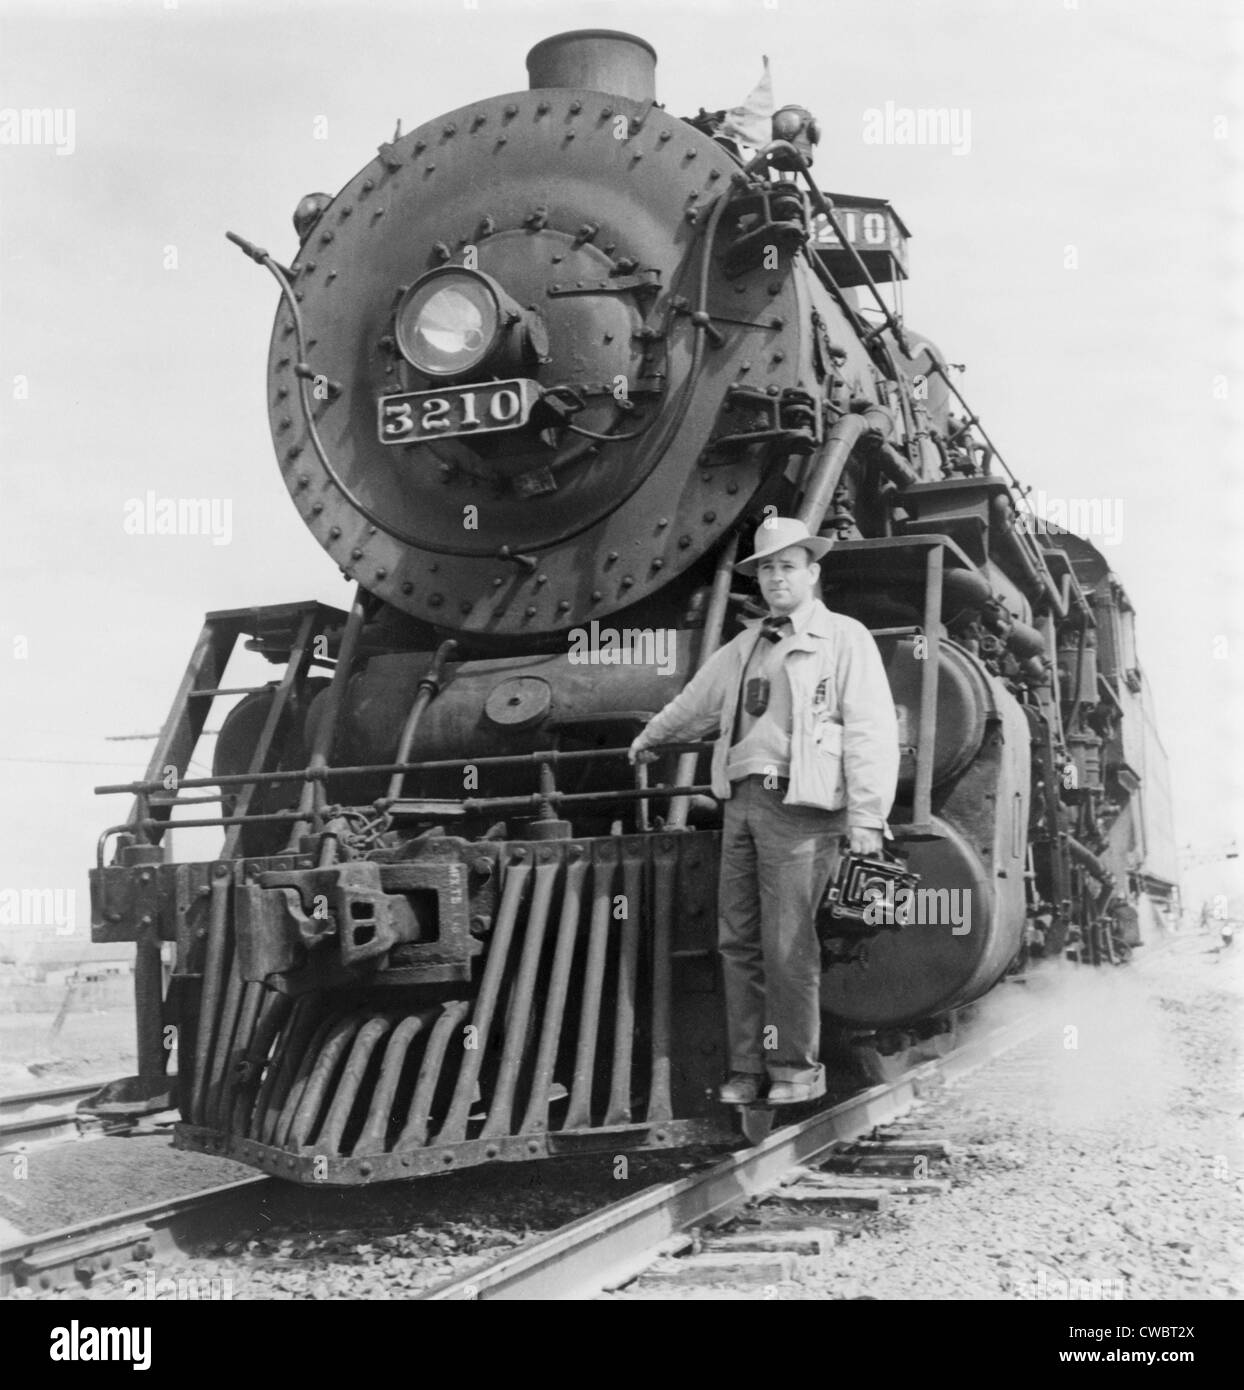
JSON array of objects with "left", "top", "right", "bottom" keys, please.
[{"left": 640, "top": 599, "right": 899, "bottom": 828}]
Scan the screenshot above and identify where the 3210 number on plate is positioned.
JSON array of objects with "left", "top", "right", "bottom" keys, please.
[{"left": 377, "top": 379, "right": 539, "bottom": 445}]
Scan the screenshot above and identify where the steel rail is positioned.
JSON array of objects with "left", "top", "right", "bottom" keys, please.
[
  {"left": 0, "top": 1081, "right": 116, "bottom": 1147},
  {"left": 0, "top": 1080, "right": 110, "bottom": 1118},
  {"left": 0, "top": 1177, "right": 273, "bottom": 1296},
  {"left": 419, "top": 1014, "right": 1043, "bottom": 1300}
]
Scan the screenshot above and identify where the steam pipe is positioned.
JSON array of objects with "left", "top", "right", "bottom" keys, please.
[
  {"left": 991, "top": 495, "right": 1066, "bottom": 618},
  {"left": 913, "top": 544, "right": 944, "bottom": 830},
  {"left": 1063, "top": 832, "right": 1115, "bottom": 887},
  {"left": 384, "top": 639, "right": 458, "bottom": 805},
  {"left": 796, "top": 408, "right": 890, "bottom": 535},
  {"left": 666, "top": 532, "right": 739, "bottom": 829},
  {"left": 285, "top": 587, "right": 369, "bottom": 848}
]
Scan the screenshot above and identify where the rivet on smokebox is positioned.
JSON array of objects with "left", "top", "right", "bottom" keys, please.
[
  {"left": 401, "top": 581, "right": 414, "bottom": 595},
  {"left": 375, "top": 569, "right": 387, "bottom": 581},
  {"left": 329, "top": 526, "right": 341, "bottom": 539},
  {"left": 311, "top": 503, "right": 323, "bottom": 515},
  {"left": 351, "top": 548, "right": 363, "bottom": 560},
  {"left": 428, "top": 593, "right": 444, "bottom": 608}
]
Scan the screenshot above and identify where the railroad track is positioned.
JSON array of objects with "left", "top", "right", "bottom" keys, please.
[
  {"left": 0, "top": 1080, "right": 119, "bottom": 1150},
  {"left": 0, "top": 1011, "right": 1039, "bottom": 1299},
  {"left": 419, "top": 1013, "right": 1040, "bottom": 1299}
]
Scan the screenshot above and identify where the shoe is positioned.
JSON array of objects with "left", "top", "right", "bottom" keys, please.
[
  {"left": 766, "top": 1075, "right": 827, "bottom": 1106},
  {"left": 718, "top": 1072, "right": 766, "bottom": 1105}
]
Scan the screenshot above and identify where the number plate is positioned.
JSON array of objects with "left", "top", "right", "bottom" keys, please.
[{"left": 377, "top": 379, "right": 540, "bottom": 445}]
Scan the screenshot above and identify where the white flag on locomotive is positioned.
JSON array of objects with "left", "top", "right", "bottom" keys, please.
[{"left": 719, "top": 56, "right": 774, "bottom": 151}]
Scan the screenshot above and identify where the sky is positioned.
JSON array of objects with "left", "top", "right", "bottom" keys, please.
[{"left": 0, "top": 0, "right": 1240, "bottom": 929}]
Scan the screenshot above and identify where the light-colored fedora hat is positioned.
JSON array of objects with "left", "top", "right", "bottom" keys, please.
[{"left": 734, "top": 516, "right": 833, "bottom": 575}]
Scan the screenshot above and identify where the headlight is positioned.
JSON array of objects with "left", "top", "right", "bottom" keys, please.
[{"left": 395, "top": 268, "right": 509, "bottom": 378}]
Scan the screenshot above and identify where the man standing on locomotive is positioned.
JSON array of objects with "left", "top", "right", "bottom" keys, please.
[{"left": 629, "top": 517, "right": 899, "bottom": 1105}]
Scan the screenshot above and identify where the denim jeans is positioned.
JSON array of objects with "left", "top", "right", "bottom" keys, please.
[{"left": 718, "top": 775, "right": 845, "bottom": 1083}]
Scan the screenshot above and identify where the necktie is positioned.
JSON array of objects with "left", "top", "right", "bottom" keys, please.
[{"left": 760, "top": 615, "right": 793, "bottom": 643}]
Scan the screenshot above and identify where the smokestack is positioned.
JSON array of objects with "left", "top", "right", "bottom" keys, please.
[{"left": 526, "top": 30, "right": 657, "bottom": 104}]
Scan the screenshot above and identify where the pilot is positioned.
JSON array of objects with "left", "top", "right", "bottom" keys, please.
[{"left": 630, "top": 517, "right": 899, "bottom": 1104}]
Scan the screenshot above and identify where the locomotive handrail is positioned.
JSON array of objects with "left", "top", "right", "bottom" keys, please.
[
  {"left": 227, "top": 234, "right": 432, "bottom": 551},
  {"left": 94, "top": 742, "right": 715, "bottom": 797},
  {"left": 95, "top": 781, "right": 718, "bottom": 857}
]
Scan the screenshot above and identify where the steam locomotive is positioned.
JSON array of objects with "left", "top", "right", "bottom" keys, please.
[{"left": 88, "top": 31, "right": 1178, "bottom": 1181}]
